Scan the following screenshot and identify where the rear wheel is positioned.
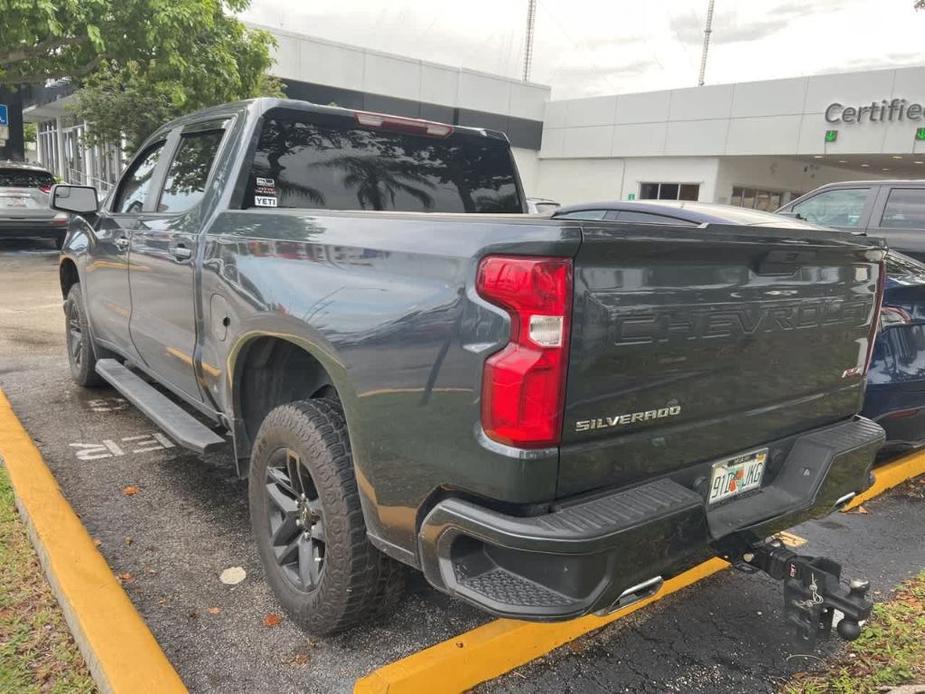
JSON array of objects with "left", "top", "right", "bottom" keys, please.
[
  {"left": 64, "top": 284, "right": 103, "bottom": 387},
  {"left": 249, "top": 399, "right": 404, "bottom": 634}
]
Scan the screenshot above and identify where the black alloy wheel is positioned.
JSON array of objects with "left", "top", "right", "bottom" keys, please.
[
  {"left": 265, "top": 448, "right": 326, "bottom": 592},
  {"left": 66, "top": 299, "right": 84, "bottom": 370}
]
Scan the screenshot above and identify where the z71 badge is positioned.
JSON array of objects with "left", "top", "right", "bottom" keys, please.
[{"left": 576, "top": 405, "right": 681, "bottom": 432}]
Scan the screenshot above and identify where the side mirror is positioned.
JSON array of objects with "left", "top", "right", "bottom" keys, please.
[
  {"left": 776, "top": 209, "right": 805, "bottom": 221},
  {"left": 51, "top": 184, "right": 99, "bottom": 215}
]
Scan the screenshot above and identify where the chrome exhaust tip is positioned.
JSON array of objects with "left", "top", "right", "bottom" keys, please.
[
  {"left": 834, "top": 491, "right": 857, "bottom": 509},
  {"left": 597, "top": 576, "right": 664, "bottom": 615}
]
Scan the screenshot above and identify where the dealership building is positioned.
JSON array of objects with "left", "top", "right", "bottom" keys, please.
[{"left": 21, "top": 25, "right": 925, "bottom": 208}]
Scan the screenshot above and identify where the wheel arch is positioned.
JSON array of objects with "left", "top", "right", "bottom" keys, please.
[
  {"left": 229, "top": 334, "right": 342, "bottom": 471},
  {"left": 59, "top": 257, "right": 80, "bottom": 300}
]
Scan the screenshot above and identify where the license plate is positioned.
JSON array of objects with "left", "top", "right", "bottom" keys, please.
[{"left": 708, "top": 449, "right": 767, "bottom": 505}]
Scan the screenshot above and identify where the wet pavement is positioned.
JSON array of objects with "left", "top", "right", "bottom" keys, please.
[{"left": 1, "top": 241, "right": 924, "bottom": 693}]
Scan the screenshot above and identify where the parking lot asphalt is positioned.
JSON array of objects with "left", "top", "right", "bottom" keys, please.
[{"left": 2, "top": 241, "right": 925, "bottom": 694}]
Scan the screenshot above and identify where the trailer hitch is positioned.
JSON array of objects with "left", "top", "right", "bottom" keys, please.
[{"left": 740, "top": 539, "right": 873, "bottom": 648}]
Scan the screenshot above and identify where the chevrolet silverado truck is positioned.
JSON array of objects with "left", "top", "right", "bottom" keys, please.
[{"left": 51, "top": 98, "right": 887, "bottom": 642}]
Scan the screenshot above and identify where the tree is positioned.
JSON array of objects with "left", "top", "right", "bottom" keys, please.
[{"left": 0, "top": 0, "right": 281, "bottom": 151}]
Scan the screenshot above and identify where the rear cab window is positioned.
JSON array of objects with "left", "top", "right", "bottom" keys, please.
[{"left": 246, "top": 109, "right": 523, "bottom": 213}]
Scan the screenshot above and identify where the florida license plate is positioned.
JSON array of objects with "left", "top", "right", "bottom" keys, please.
[{"left": 708, "top": 449, "right": 767, "bottom": 505}]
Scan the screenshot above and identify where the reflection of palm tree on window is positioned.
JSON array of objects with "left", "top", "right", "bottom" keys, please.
[
  {"left": 255, "top": 120, "right": 334, "bottom": 206},
  {"left": 320, "top": 155, "right": 436, "bottom": 211}
]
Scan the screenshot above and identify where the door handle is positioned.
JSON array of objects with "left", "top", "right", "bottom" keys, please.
[
  {"left": 171, "top": 244, "right": 192, "bottom": 261},
  {"left": 114, "top": 236, "right": 129, "bottom": 251}
]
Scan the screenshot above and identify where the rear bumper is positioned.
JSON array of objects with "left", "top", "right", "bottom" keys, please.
[
  {"left": 0, "top": 221, "right": 66, "bottom": 240},
  {"left": 418, "top": 417, "right": 884, "bottom": 620}
]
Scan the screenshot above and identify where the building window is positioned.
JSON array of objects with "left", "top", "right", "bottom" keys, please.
[
  {"left": 731, "top": 186, "right": 802, "bottom": 211},
  {"left": 639, "top": 182, "right": 699, "bottom": 201}
]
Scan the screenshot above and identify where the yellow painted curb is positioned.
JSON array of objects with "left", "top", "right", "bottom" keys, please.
[
  {"left": 0, "top": 388, "right": 187, "bottom": 694},
  {"left": 356, "top": 449, "right": 925, "bottom": 694},
  {"left": 844, "top": 448, "right": 925, "bottom": 511},
  {"left": 354, "top": 558, "right": 729, "bottom": 694}
]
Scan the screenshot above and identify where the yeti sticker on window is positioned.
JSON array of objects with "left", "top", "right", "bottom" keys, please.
[{"left": 254, "top": 176, "right": 278, "bottom": 207}]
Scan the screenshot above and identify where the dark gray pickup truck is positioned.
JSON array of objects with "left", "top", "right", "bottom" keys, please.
[{"left": 52, "top": 98, "right": 886, "bottom": 642}]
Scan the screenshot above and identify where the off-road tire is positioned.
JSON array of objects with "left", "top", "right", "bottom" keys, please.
[
  {"left": 64, "top": 284, "right": 104, "bottom": 387},
  {"left": 249, "top": 398, "right": 405, "bottom": 634}
]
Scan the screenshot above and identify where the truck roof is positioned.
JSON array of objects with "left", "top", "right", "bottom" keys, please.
[{"left": 149, "top": 97, "right": 509, "bottom": 145}]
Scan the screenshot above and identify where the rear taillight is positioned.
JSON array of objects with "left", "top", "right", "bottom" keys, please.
[
  {"left": 879, "top": 305, "right": 912, "bottom": 331},
  {"left": 39, "top": 184, "right": 52, "bottom": 194},
  {"left": 862, "top": 260, "right": 887, "bottom": 375},
  {"left": 476, "top": 255, "right": 572, "bottom": 448}
]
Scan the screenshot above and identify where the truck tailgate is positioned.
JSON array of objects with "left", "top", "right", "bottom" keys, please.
[{"left": 559, "top": 222, "right": 884, "bottom": 497}]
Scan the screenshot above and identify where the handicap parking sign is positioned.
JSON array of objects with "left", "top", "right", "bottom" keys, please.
[{"left": 0, "top": 104, "right": 7, "bottom": 127}]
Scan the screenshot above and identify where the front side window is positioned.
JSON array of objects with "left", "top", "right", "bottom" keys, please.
[
  {"left": 113, "top": 143, "right": 164, "bottom": 214},
  {"left": 157, "top": 130, "right": 225, "bottom": 213},
  {"left": 879, "top": 188, "right": 925, "bottom": 229},
  {"left": 249, "top": 116, "right": 522, "bottom": 213},
  {"left": 791, "top": 188, "right": 870, "bottom": 228}
]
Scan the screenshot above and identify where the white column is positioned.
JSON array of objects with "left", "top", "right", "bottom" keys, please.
[
  {"left": 35, "top": 124, "right": 43, "bottom": 166},
  {"left": 54, "top": 116, "right": 66, "bottom": 180}
]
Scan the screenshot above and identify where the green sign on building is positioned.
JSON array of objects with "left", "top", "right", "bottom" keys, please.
[
  {"left": 824, "top": 129, "right": 838, "bottom": 143},
  {"left": 916, "top": 127, "right": 925, "bottom": 141}
]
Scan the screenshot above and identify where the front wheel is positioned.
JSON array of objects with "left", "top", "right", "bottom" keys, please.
[
  {"left": 249, "top": 399, "right": 404, "bottom": 634},
  {"left": 64, "top": 284, "right": 103, "bottom": 387}
]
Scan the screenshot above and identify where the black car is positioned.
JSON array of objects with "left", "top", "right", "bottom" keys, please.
[
  {"left": 776, "top": 180, "right": 925, "bottom": 261},
  {"left": 555, "top": 198, "right": 821, "bottom": 228},
  {"left": 554, "top": 198, "right": 925, "bottom": 451},
  {"left": 0, "top": 162, "right": 69, "bottom": 248}
]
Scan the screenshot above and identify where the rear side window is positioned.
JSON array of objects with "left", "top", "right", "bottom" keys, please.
[
  {"left": 157, "top": 130, "right": 224, "bottom": 213},
  {"left": 113, "top": 142, "right": 165, "bottom": 214},
  {"left": 249, "top": 116, "right": 522, "bottom": 213},
  {"left": 612, "top": 210, "right": 698, "bottom": 226},
  {"left": 0, "top": 169, "right": 54, "bottom": 190},
  {"left": 791, "top": 188, "right": 869, "bottom": 228},
  {"left": 879, "top": 188, "right": 925, "bottom": 229},
  {"left": 556, "top": 210, "right": 607, "bottom": 220}
]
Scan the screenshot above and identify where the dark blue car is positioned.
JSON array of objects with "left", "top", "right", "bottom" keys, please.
[{"left": 554, "top": 199, "right": 925, "bottom": 451}]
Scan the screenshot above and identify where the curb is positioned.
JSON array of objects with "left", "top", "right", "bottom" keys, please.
[
  {"left": 355, "top": 449, "right": 925, "bottom": 694},
  {"left": 0, "top": 388, "right": 186, "bottom": 694}
]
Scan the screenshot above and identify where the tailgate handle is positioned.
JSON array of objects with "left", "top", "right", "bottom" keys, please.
[{"left": 754, "top": 249, "right": 816, "bottom": 275}]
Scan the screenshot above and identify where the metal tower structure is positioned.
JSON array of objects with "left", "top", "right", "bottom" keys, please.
[
  {"left": 698, "top": 0, "right": 716, "bottom": 86},
  {"left": 523, "top": 0, "right": 537, "bottom": 82}
]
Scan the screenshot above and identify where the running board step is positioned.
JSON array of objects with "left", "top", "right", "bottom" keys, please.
[{"left": 95, "top": 359, "right": 225, "bottom": 454}]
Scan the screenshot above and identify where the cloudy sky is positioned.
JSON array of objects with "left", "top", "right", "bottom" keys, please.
[{"left": 242, "top": 0, "right": 925, "bottom": 99}]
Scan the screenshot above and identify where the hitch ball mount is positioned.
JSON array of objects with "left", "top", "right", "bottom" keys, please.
[{"left": 739, "top": 539, "right": 873, "bottom": 648}]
